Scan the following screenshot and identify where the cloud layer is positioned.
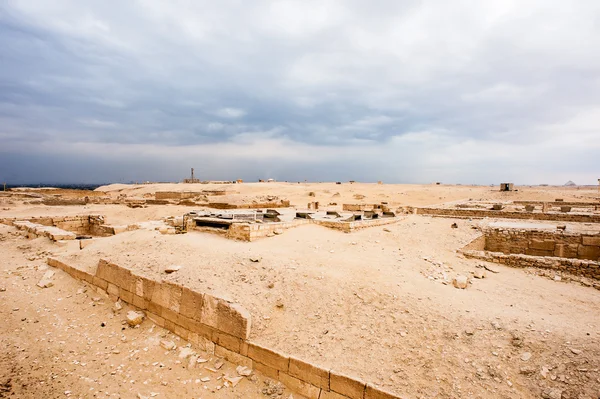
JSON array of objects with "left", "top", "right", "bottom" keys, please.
[{"left": 1, "top": 1, "right": 599, "bottom": 184}]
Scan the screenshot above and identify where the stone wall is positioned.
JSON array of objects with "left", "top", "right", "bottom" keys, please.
[
  {"left": 46, "top": 257, "right": 401, "bottom": 399},
  {"left": 462, "top": 250, "right": 600, "bottom": 280},
  {"left": 417, "top": 208, "right": 600, "bottom": 223},
  {"left": 484, "top": 228, "right": 600, "bottom": 261},
  {"left": 0, "top": 215, "right": 113, "bottom": 237}
]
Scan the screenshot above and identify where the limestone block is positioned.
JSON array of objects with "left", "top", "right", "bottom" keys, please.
[
  {"left": 320, "top": 390, "right": 351, "bottom": 399},
  {"left": 289, "top": 356, "right": 330, "bottom": 390},
  {"left": 582, "top": 236, "right": 600, "bottom": 246},
  {"left": 215, "top": 345, "right": 252, "bottom": 368},
  {"left": 578, "top": 245, "right": 600, "bottom": 261},
  {"left": 530, "top": 240, "right": 556, "bottom": 251},
  {"left": 279, "top": 372, "right": 321, "bottom": 399},
  {"left": 247, "top": 343, "right": 289, "bottom": 371},
  {"left": 253, "top": 361, "right": 279, "bottom": 380},
  {"left": 215, "top": 332, "right": 242, "bottom": 353},
  {"left": 217, "top": 302, "right": 251, "bottom": 339},
  {"left": 180, "top": 287, "right": 204, "bottom": 321},
  {"left": 329, "top": 370, "right": 366, "bottom": 399},
  {"left": 151, "top": 282, "right": 182, "bottom": 313},
  {"left": 365, "top": 385, "right": 399, "bottom": 399}
]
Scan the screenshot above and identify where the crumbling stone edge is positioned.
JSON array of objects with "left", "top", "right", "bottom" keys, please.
[{"left": 46, "top": 257, "right": 400, "bottom": 399}]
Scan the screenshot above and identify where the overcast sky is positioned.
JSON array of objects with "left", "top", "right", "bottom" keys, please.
[{"left": 1, "top": 1, "right": 599, "bottom": 185}]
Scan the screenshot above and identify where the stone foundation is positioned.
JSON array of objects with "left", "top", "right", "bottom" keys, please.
[
  {"left": 1, "top": 215, "right": 113, "bottom": 237},
  {"left": 46, "top": 257, "right": 402, "bottom": 399},
  {"left": 417, "top": 207, "right": 600, "bottom": 223}
]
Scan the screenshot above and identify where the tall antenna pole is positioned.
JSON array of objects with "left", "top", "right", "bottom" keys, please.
[{"left": 191, "top": 168, "right": 194, "bottom": 181}]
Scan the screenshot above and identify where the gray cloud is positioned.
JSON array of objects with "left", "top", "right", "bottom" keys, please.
[{"left": 0, "top": 0, "right": 599, "bottom": 184}]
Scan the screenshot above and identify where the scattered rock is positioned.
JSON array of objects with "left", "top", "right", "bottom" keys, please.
[
  {"left": 464, "top": 329, "right": 474, "bottom": 336},
  {"left": 273, "top": 229, "right": 284, "bottom": 235},
  {"left": 521, "top": 352, "right": 532, "bottom": 361},
  {"left": 541, "top": 387, "right": 562, "bottom": 399},
  {"left": 36, "top": 270, "right": 55, "bottom": 288},
  {"left": 383, "top": 228, "right": 391, "bottom": 232},
  {"left": 126, "top": 310, "right": 145, "bottom": 327},
  {"left": 451, "top": 223, "right": 458, "bottom": 228},
  {"left": 249, "top": 257, "right": 261, "bottom": 263},
  {"left": 452, "top": 275, "right": 468, "bottom": 289},
  {"left": 224, "top": 375, "right": 243, "bottom": 387},
  {"left": 473, "top": 270, "right": 486, "bottom": 279},
  {"left": 164, "top": 265, "right": 181, "bottom": 274},
  {"left": 214, "top": 358, "right": 224, "bottom": 370},
  {"left": 114, "top": 301, "right": 123, "bottom": 312},
  {"left": 569, "top": 348, "right": 582, "bottom": 355},
  {"left": 540, "top": 366, "right": 549, "bottom": 379},
  {"left": 511, "top": 332, "right": 524, "bottom": 347},
  {"left": 275, "top": 298, "right": 284, "bottom": 308},
  {"left": 237, "top": 366, "right": 252, "bottom": 376},
  {"left": 491, "top": 320, "right": 502, "bottom": 330},
  {"left": 177, "top": 347, "right": 195, "bottom": 360},
  {"left": 160, "top": 340, "right": 176, "bottom": 350},
  {"left": 520, "top": 366, "right": 536, "bottom": 375},
  {"left": 554, "top": 275, "right": 562, "bottom": 282}
]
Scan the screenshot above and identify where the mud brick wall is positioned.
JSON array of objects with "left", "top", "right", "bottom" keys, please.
[
  {"left": 484, "top": 228, "right": 600, "bottom": 261},
  {"left": 416, "top": 208, "right": 600, "bottom": 223},
  {"left": 462, "top": 250, "right": 600, "bottom": 281},
  {"left": 46, "top": 257, "right": 402, "bottom": 399}
]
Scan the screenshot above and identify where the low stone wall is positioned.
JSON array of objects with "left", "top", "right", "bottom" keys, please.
[
  {"left": 46, "top": 257, "right": 401, "bottom": 399},
  {"left": 207, "top": 201, "right": 291, "bottom": 209},
  {"left": 0, "top": 215, "right": 113, "bottom": 237},
  {"left": 13, "top": 221, "right": 76, "bottom": 241},
  {"left": 417, "top": 207, "right": 600, "bottom": 223},
  {"left": 484, "top": 228, "right": 600, "bottom": 260},
  {"left": 462, "top": 250, "right": 600, "bottom": 280},
  {"left": 227, "top": 220, "right": 311, "bottom": 241},
  {"left": 513, "top": 201, "right": 600, "bottom": 207},
  {"left": 313, "top": 217, "right": 400, "bottom": 233}
]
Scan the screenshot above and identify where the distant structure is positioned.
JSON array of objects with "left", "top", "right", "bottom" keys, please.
[
  {"left": 564, "top": 180, "right": 576, "bottom": 186},
  {"left": 500, "top": 183, "right": 514, "bottom": 192},
  {"left": 183, "top": 168, "right": 201, "bottom": 184}
]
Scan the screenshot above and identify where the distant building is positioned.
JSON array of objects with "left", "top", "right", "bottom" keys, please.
[{"left": 500, "top": 183, "right": 514, "bottom": 192}]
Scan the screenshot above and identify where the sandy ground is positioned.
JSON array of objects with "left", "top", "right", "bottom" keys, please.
[
  {"left": 0, "top": 225, "right": 293, "bottom": 399},
  {"left": 1, "top": 183, "right": 600, "bottom": 399}
]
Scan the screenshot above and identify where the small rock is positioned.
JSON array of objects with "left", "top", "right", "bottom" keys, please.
[
  {"left": 114, "top": 301, "right": 123, "bottom": 312},
  {"left": 541, "top": 387, "right": 562, "bottom": 399},
  {"left": 540, "top": 366, "right": 549, "bottom": 379},
  {"left": 275, "top": 299, "right": 284, "bottom": 308},
  {"left": 452, "top": 275, "right": 468, "bottom": 289},
  {"left": 37, "top": 270, "right": 55, "bottom": 288},
  {"left": 451, "top": 223, "right": 458, "bottom": 228},
  {"left": 160, "top": 340, "right": 176, "bottom": 350},
  {"left": 126, "top": 311, "right": 145, "bottom": 327},
  {"left": 236, "top": 366, "right": 252, "bottom": 376},
  {"left": 200, "top": 377, "right": 210, "bottom": 382},
  {"left": 214, "top": 358, "right": 224, "bottom": 370},
  {"left": 273, "top": 229, "right": 284, "bottom": 235},
  {"left": 383, "top": 228, "right": 391, "bottom": 232},
  {"left": 491, "top": 320, "right": 502, "bottom": 330},
  {"left": 570, "top": 348, "right": 582, "bottom": 355},
  {"left": 520, "top": 366, "right": 536, "bottom": 375},
  {"left": 521, "top": 352, "right": 532, "bottom": 361},
  {"left": 249, "top": 257, "right": 261, "bottom": 263},
  {"left": 464, "top": 329, "right": 474, "bottom": 336},
  {"left": 225, "top": 376, "right": 243, "bottom": 387},
  {"left": 473, "top": 270, "right": 486, "bottom": 279},
  {"left": 178, "top": 347, "right": 196, "bottom": 359},
  {"left": 554, "top": 275, "right": 561, "bottom": 282},
  {"left": 164, "top": 265, "right": 181, "bottom": 274}
]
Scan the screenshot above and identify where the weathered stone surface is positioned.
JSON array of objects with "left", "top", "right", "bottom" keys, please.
[
  {"left": 541, "top": 387, "right": 562, "bottom": 399},
  {"left": 279, "top": 372, "right": 321, "bottom": 399},
  {"left": 289, "top": 356, "right": 330, "bottom": 389},
  {"left": 330, "top": 370, "right": 365, "bottom": 399},
  {"left": 530, "top": 240, "right": 556, "bottom": 251},
  {"left": 247, "top": 343, "right": 289, "bottom": 371},
  {"left": 578, "top": 245, "right": 600, "bottom": 261},
  {"left": 37, "top": 270, "right": 55, "bottom": 288},
  {"left": 179, "top": 287, "right": 203, "bottom": 321},
  {"left": 217, "top": 301, "right": 251, "bottom": 340},
  {"left": 365, "top": 384, "right": 399, "bottom": 399},
  {"left": 150, "top": 282, "right": 182, "bottom": 313},
  {"left": 582, "top": 236, "right": 600, "bottom": 246}
]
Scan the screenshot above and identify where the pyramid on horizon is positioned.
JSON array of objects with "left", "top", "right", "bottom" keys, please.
[{"left": 564, "top": 180, "right": 576, "bottom": 186}]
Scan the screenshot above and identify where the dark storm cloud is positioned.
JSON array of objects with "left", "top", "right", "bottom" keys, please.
[{"left": 0, "top": 1, "right": 599, "bottom": 184}]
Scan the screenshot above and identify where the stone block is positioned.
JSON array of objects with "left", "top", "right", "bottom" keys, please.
[
  {"left": 253, "top": 361, "right": 279, "bottom": 380},
  {"left": 578, "top": 245, "right": 600, "bottom": 261},
  {"left": 530, "top": 240, "right": 556, "bottom": 251},
  {"left": 162, "top": 307, "right": 179, "bottom": 324},
  {"left": 247, "top": 343, "right": 289, "bottom": 371},
  {"left": 199, "top": 294, "right": 220, "bottom": 330},
  {"left": 320, "top": 390, "right": 351, "bottom": 399},
  {"left": 217, "top": 302, "right": 251, "bottom": 339},
  {"left": 289, "top": 356, "right": 330, "bottom": 390},
  {"left": 92, "top": 276, "right": 108, "bottom": 291},
  {"left": 215, "top": 345, "right": 252, "bottom": 368},
  {"left": 582, "top": 236, "right": 600, "bottom": 246},
  {"left": 554, "top": 244, "right": 578, "bottom": 258},
  {"left": 132, "top": 294, "right": 148, "bottom": 310},
  {"left": 151, "top": 282, "right": 182, "bottom": 313},
  {"left": 96, "top": 259, "right": 118, "bottom": 284},
  {"left": 365, "top": 384, "right": 399, "bottom": 399},
  {"left": 525, "top": 248, "right": 554, "bottom": 257},
  {"left": 147, "top": 301, "right": 163, "bottom": 317},
  {"left": 330, "top": 370, "right": 366, "bottom": 399},
  {"left": 215, "top": 332, "right": 242, "bottom": 353},
  {"left": 107, "top": 282, "right": 119, "bottom": 297},
  {"left": 279, "top": 372, "right": 321, "bottom": 399},
  {"left": 119, "top": 289, "right": 133, "bottom": 304},
  {"left": 180, "top": 287, "right": 204, "bottom": 321}
]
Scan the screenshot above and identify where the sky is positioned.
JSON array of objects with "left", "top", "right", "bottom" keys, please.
[{"left": 1, "top": 1, "right": 599, "bottom": 185}]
